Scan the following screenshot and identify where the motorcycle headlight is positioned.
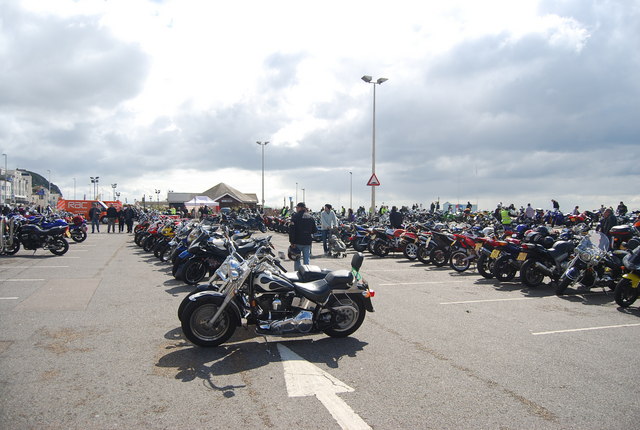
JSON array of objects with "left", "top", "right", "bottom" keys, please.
[{"left": 578, "top": 250, "right": 592, "bottom": 262}]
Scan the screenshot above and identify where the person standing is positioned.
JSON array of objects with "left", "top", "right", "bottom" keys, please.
[
  {"left": 389, "top": 206, "right": 403, "bottom": 229},
  {"left": 106, "top": 203, "right": 118, "bottom": 233},
  {"left": 123, "top": 205, "right": 135, "bottom": 233},
  {"left": 117, "top": 207, "right": 125, "bottom": 232},
  {"left": 289, "top": 202, "right": 317, "bottom": 270},
  {"left": 599, "top": 208, "right": 617, "bottom": 242},
  {"left": 320, "top": 204, "right": 338, "bottom": 255},
  {"left": 617, "top": 201, "right": 628, "bottom": 216},
  {"left": 525, "top": 203, "right": 535, "bottom": 220},
  {"left": 89, "top": 203, "right": 101, "bottom": 233}
]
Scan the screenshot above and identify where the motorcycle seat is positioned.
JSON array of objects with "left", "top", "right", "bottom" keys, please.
[
  {"left": 294, "top": 279, "right": 331, "bottom": 303},
  {"left": 21, "top": 224, "right": 66, "bottom": 236},
  {"left": 324, "top": 270, "right": 354, "bottom": 289}
]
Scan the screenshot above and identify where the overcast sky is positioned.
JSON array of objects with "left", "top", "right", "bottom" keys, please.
[{"left": 1, "top": 0, "right": 639, "bottom": 212}]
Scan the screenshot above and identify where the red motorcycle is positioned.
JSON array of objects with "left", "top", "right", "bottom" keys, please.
[{"left": 371, "top": 227, "right": 417, "bottom": 257}]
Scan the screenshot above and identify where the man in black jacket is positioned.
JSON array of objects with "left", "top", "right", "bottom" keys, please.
[
  {"left": 289, "top": 202, "right": 317, "bottom": 270},
  {"left": 106, "top": 204, "right": 118, "bottom": 233},
  {"left": 389, "top": 206, "right": 403, "bottom": 229}
]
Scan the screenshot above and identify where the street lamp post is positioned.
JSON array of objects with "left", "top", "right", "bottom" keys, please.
[
  {"left": 349, "top": 171, "right": 353, "bottom": 210},
  {"left": 295, "top": 182, "right": 298, "bottom": 204},
  {"left": 155, "top": 189, "right": 160, "bottom": 208},
  {"left": 73, "top": 177, "right": 76, "bottom": 199},
  {"left": 111, "top": 183, "right": 117, "bottom": 201},
  {"left": 90, "top": 176, "right": 99, "bottom": 200},
  {"left": 47, "top": 169, "right": 51, "bottom": 206},
  {"left": 256, "top": 141, "right": 269, "bottom": 211},
  {"left": 361, "top": 75, "right": 388, "bottom": 216},
  {"left": 1, "top": 153, "right": 6, "bottom": 204},
  {"left": 301, "top": 188, "right": 305, "bottom": 204}
]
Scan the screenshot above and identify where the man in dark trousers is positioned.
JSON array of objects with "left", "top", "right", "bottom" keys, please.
[
  {"left": 106, "top": 203, "right": 118, "bottom": 233},
  {"left": 123, "top": 205, "right": 135, "bottom": 233},
  {"left": 289, "top": 202, "right": 317, "bottom": 270},
  {"left": 89, "top": 203, "right": 101, "bottom": 233}
]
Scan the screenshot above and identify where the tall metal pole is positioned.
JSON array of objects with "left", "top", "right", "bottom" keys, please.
[
  {"left": 349, "top": 171, "right": 353, "bottom": 210},
  {"left": 73, "top": 177, "right": 76, "bottom": 199},
  {"left": 295, "top": 182, "right": 298, "bottom": 204},
  {"left": 2, "top": 153, "right": 6, "bottom": 204},
  {"left": 301, "top": 188, "right": 305, "bottom": 203},
  {"left": 362, "top": 76, "right": 387, "bottom": 217},
  {"left": 47, "top": 169, "right": 51, "bottom": 206},
  {"left": 256, "top": 141, "right": 269, "bottom": 210}
]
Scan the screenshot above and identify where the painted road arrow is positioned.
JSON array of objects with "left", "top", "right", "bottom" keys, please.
[{"left": 277, "top": 343, "right": 371, "bottom": 430}]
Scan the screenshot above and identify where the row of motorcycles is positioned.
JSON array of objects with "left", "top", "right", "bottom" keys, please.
[
  {"left": 133, "top": 214, "right": 376, "bottom": 347},
  {"left": 0, "top": 212, "right": 88, "bottom": 256},
  {"left": 339, "top": 216, "right": 640, "bottom": 308}
]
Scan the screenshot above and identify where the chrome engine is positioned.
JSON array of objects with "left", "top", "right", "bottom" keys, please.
[{"left": 259, "top": 310, "right": 314, "bottom": 334}]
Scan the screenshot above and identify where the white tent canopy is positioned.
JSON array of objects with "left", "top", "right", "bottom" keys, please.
[{"left": 184, "top": 196, "right": 219, "bottom": 208}]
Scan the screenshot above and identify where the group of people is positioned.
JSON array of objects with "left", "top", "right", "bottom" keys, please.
[{"left": 88, "top": 203, "right": 136, "bottom": 234}]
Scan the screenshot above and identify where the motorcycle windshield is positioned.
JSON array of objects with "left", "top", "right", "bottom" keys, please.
[{"left": 578, "top": 231, "right": 610, "bottom": 252}]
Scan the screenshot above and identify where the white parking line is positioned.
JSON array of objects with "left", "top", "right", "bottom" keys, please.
[
  {"left": 0, "top": 266, "right": 69, "bottom": 269},
  {"left": 440, "top": 297, "right": 549, "bottom": 305},
  {"left": 382, "top": 281, "right": 468, "bottom": 286},
  {"left": 0, "top": 297, "right": 19, "bottom": 300},
  {"left": 532, "top": 323, "right": 640, "bottom": 335},
  {"left": 67, "top": 249, "right": 88, "bottom": 252},
  {"left": 0, "top": 279, "right": 45, "bottom": 282}
]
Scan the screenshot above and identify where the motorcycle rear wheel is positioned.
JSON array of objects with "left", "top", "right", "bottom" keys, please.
[
  {"left": 614, "top": 278, "right": 638, "bottom": 308},
  {"left": 323, "top": 296, "right": 366, "bottom": 338},
  {"left": 49, "top": 238, "right": 69, "bottom": 256},
  {"left": 449, "top": 250, "right": 470, "bottom": 272},
  {"left": 519, "top": 259, "right": 545, "bottom": 287},
  {"left": 71, "top": 230, "right": 87, "bottom": 243},
  {"left": 181, "top": 297, "right": 236, "bottom": 347}
]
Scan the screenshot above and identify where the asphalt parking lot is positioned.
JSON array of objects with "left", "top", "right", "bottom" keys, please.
[{"left": 1, "top": 230, "right": 639, "bottom": 429}]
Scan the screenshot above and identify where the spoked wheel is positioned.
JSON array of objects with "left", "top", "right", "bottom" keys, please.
[
  {"left": 373, "top": 240, "right": 389, "bottom": 257},
  {"left": 416, "top": 244, "right": 431, "bottom": 265},
  {"left": 614, "top": 278, "right": 638, "bottom": 307},
  {"left": 3, "top": 239, "right": 20, "bottom": 255},
  {"left": 49, "top": 238, "right": 69, "bottom": 256},
  {"left": 430, "top": 248, "right": 449, "bottom": 267},
  {"left": 477, "top": 254, "right": 494, "bottom": 279},
  {"left": 449, "top": 250, "right": 471, "bottom": 272},
  {"left": 181, "top": 297, "right": 237, "bottom": 347}
]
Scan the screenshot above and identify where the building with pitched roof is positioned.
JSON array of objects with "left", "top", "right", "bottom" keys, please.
[{"left": 166, "top": 183, "right": 258, "bottom": 210}]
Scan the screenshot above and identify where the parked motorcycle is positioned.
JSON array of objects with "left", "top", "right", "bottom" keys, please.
[
  {"left": 614, "top": 245, "right": 640, "bottom": 308},
  {"left": 555, "top": 231, "right": 622, "bottom": 295},
  {"left": 180, "top": 235, "right": 374, "bottom": 347},
  {"left": 3, "top": 216, "right": 69, "bottom": 256}
]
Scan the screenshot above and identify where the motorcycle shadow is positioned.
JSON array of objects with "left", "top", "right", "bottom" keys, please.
[
  {"left": 556, "top": 290, "right": 616, "bottom": 306},
  {"left": 156, "top": 330, "right": 368, "bottom": 396},
  {"left": 164, "top": 283, "right": 194, "bottom": 296},
  {"left": 615, "top": 306, "right": 640, "bottom": 317}
]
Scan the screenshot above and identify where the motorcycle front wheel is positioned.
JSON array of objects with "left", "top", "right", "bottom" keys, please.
[
  {"left": 477, "top": 254, "right": 494, "bottom": 279},
  {"left": 403, "top": 242, "right": 419, "bottom": 260},
  {"left": 181, "top": 297, "right": 237, "bottom": 347},
  {"left": 3, "top": 239, "right": 20, "bottom": 255},
  {"left": 373, "top": 240, "right": 389, "bottom": 257},
  {"left": 182, "top": 259, "right": 208, "bottom": 285},
  {"left": 449, "top": 250, "right": 470, "bottom": 272},
  {"left": 430, "top": 247, "right": 449, "bottom": 267},
  {"left": 49, "top": 238, "right": 69, "bottom": 256},
  {"left": 555, "top": 274, "right": 574, "bottom": 295},
  {"left": 416, "top": 244, "right": 431, "bottom": 265},
  {"left": 614, "top": 278, "right": 638, "bottom": 308}
]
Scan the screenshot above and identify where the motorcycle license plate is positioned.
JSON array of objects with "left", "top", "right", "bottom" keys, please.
[
  {"left": 65, "top": 231, "right": 71, "bottom": 238},
  {"left": 517, "top": 252, "right": 527, "bottom": 261},
  {"left": 474, "top": 243, "right": 482, "bottom": 251},
  {"left": 490, "top": 249, "right": 500, "bottom": 259}
]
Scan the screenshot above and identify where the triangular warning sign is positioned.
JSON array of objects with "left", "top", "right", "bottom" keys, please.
[{"left": 367, "top": 173, "right": 380, "bottom": 186}]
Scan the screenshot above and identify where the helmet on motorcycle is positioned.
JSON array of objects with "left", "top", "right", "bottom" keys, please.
[
  {"left": 515, "top": 224, "right": 528, "bottom": 234},
  {"left": 542, "top": 236, "right": 555, "bottom": 249},
  {"left": 287, "top": 245, "right": 302, "bottom": 261},
  {"left": 482, "top": 227, "right": 494, "bottom": 237},
  {"left": 536, "top": 226, "right": 550, "bottom": 236}
]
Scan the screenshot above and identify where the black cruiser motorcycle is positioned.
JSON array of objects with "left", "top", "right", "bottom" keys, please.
[{"left": 180, "top": 233, "right": 375, "bottom": 347}]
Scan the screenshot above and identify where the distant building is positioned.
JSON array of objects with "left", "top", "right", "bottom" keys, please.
[
  {"left": 1, "top": 169, "right": 36, "bottom": 205},
  {"left": 167, "top": 183, "right": 258, "bottom": 210}
]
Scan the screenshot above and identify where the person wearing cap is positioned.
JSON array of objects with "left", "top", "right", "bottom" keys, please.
[{"left": 289, "top": 202, "right": 317, "bottom": 270}]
